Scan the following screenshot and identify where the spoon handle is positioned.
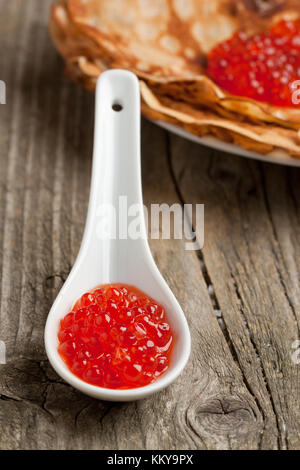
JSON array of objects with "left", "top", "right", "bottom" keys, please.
[{"left": 81, "top": 70, "right": 148, "bottom": 282}]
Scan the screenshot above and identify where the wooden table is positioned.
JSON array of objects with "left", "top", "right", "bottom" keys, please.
[{"left": 0, "top": 0, "right": 299, "bottom": 450}]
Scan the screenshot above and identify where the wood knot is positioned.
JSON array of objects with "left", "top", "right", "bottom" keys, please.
[{"left": 187, "top": 397, "right": 258, "bottom": 438}]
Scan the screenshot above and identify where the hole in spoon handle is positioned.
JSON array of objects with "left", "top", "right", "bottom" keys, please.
[{"left": 112, "top": 102, "right": 123, "bottom": 112}]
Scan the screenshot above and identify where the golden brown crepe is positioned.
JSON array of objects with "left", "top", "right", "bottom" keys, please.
[
  {"left": 50, "top": 0, "right": 300, "bottom": 157},
  {"left": 140, "top": 81, "right": 300, "bottom": 156}
]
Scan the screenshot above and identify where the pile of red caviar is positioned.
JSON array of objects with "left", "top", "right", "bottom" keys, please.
[
  {"left": 208, "top": 19, "right": 300, "bottom": 107},
  {"left": 58, "top": 284, "right": 174, "bottom": 389}
]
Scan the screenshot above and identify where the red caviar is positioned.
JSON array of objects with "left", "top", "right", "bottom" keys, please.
[
  {"left": 58, "top": 284, "right": 174, "bottom": 389},
  {"left": 208, "top": 19, "right": 300, "bottom": 107}
]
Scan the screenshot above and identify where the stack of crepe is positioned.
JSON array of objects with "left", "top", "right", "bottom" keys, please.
[{"left": 50, "top": 0, "right": 300, "bottom": 157}]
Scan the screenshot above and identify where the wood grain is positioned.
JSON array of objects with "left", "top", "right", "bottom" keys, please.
[
  {"left": 170, "top": 137, "right": 300, "bottom": 449},
  {"left": 0, "top": 0, "right": 299, "bottom": 450}
]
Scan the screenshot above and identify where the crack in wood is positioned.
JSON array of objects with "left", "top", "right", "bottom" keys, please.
[
  {"left": 0, "top": 394, "right": 21, "bottom": 403},
  {"left": 259, "top": 164, "right": 300, "bottom": 336},
  {"left": 228, "top": 269, "right": 282, "bottom": 449}
]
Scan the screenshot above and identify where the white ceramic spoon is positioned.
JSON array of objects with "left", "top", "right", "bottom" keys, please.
[{"left": 45, "top": 70, "right": 191, "bottom": 401}]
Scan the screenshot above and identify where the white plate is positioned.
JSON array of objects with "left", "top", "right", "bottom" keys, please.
[{"left": 156, "top": 120, "right": 300, "bottom": 167}]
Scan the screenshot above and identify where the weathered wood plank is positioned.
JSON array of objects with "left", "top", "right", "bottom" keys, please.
[
  {"left": 170, "top": 137, "right": 300, "bottom": 449},
  {"left": 0, "top": 0, "right": 299, "bottom": 450}
]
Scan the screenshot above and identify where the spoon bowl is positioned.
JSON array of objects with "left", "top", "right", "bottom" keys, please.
[{"left": 45, "top": 70, "right": 191, "bottom": 401}]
